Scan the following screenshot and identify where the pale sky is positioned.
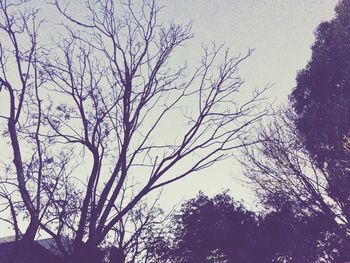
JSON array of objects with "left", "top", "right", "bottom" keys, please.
[{"left": 0, "top": 0, "right": 340, "bottom": 237}]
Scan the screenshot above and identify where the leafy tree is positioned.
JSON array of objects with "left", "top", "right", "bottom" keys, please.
[
  {"left": 260, "top": 190, "right": 342, "bottom": 263},
  {"left": 290, "top": 0, "right": 350, "bottom": 217},
  {"left": 148, "top": 191, "right": 337, "bottom": 263},
  {"left": 154, "top": 192, "right": 261, "bottom": 263}
]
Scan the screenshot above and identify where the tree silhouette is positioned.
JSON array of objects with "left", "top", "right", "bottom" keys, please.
[
  {"left": 149, "top": 192, "right": 261, "bottom": 263},
  {"left": 148, "top": 191, "right": 339, "bottom": 262}
]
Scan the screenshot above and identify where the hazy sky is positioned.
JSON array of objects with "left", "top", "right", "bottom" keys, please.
[{"left": 0, "top": 0, "right": 340, "bottom": 237}]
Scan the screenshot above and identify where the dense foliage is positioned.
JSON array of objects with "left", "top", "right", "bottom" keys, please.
[{"left": 291, "top": 0, "right": 350, "bottom": 214}]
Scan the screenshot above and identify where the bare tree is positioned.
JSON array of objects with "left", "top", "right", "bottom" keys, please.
[{"left": 0, "top": 0, "right": 267, "bottom": 262}]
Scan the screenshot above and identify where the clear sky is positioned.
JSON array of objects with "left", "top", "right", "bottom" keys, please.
[{"left": 0, "top": 0, "right": 340, "bottom": 237}]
